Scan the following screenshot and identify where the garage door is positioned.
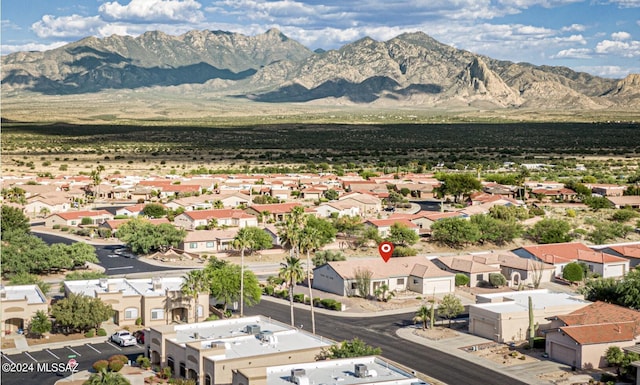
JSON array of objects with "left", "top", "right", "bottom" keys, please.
[
  {"left": 549, "top": 342, "right": 576, "bottom": 367},
  {"left": 605, "top": 264, "right": 624, "bottom": 278},
  {"left": 425, "top": 279, "right": 452, "bottom": 294},
  {"left": 471, "top": 318, "right": 496, "bottom": 340}
]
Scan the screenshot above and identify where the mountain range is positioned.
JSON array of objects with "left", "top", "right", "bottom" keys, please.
[{"left": 2, "top": 28, "right": 639, "bottom": 110}]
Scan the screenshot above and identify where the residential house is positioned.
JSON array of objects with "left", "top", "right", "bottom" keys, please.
[
  {"left": 115, "top": 203, "right": 163, "bottom": 217},
  {"left": 233, "top": 356, "right": 422, "bottom": 385},
  {"left": 363, "top": 218, "right": 419, "bottom": 238},
  {"left": 165, "top": 196, "right": 215, "bottom": 212},
  {"left": 496, "top": 254, "right": 556, "bottom": 288},
  {"left": 99, "top": 218, "right": 170, "bottom": 236},
  {"left": 45, "top": 210, "right": 114, "bottom": 227},
  {"left": 0, "top": 285, "right": 49, "bottom": 334},
  {"left": 530, "top": 188, "right": 577, "bottom": 202},
  {"left": 513, "top": 242, "right": 629, "bottom": 278},
  {"left": 313, "top": 201, "right": 360, "bottom": 218},
  {"left": 434, "top": 254, "right": 502, "bottom": 287},
  {"left": 545, "top": 301, "right": 640, "bottom": 369},
  {"left": 337, "top": 192, "right": 382, "bottom": 215},
  {"left": 179, "top": 229, "right": 239, "bottom": 253},
  {"left": 586, "top": 184, "right": 627, "bottom": 197},
  {"left": 174, "top": 209, "right": 258, "bottom": 230},
  {"left": 23, "top": 192, "right": 71, "bottom": 217},
  {"left": 159, "top": 184, "right": 202, "bottom": 199},
  {"left": 64, "top": 277, "right": 209, "bottom": 327},
  {"left": 607, "top": 195, "right": 640, "bottom": 209},
  {"left": 244, "top": 203, "right": 303, "bottom": 223},
  {"left": 602, "top": 244, "right": 640, "bottom": 268},
  {"left": 313, "top": 256, "right": 455, "bottom": 296},
  {"left": 468, "top": 289, "right": 590, "bottom": 343},
  {"left": 146, "top": 316, "right": 332, "bottom": 385}
]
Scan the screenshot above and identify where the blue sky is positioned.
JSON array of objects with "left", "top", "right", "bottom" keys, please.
[{"left": 2, "top": 0, "right": 639, "bottom": 78}]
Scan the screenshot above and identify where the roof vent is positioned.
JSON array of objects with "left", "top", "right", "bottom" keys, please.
[
  {"left": 355, "top": 364, "right": 369, "bottom": 378},
  {"left": 291, "top": 369, "right": 308, "bottom": 385},
  {"left": 152, "top": 277, "right": 162, "bottom": 291},
  {"left": 99, "top": 278, "right": 108, "bottom": 288},
  {"left": 245, "top": 324, "right": 261, "bottom": 335}
]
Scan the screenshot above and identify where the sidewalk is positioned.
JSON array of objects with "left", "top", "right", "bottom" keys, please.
[{"left": 396, "top": 327, "right": 572, "bottom": 385}]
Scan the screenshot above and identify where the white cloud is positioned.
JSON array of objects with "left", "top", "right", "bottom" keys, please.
[
  {"left": 595, "top": 39, "right": 640, "bottom": 57},
  {"left": 561, "top": 24, "right": 586, "bottom": 32},
  {"left": 1, "top": 41, "right": 69, "bottom": 55},
  {"left": 552, "top": 48, "right": 592, "bottom": 59},
  {"left": 611, "top": 31, "right": 632, "bottom": 40},
  {"left": 607, "top": 0, "right": 640, "bottom": 8},
  {"left": 574, "top": 65, "right": 636, "bottom": 78},
  {"left": 31, "top": 14, "right": 104, "bottom": 38},
  {"left": 99, "top": 0, "right": 204, "bottom": 23}
]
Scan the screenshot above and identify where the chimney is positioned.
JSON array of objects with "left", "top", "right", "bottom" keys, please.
[{"left": 152, "top": 277, "right": 162, "bottom": 291}]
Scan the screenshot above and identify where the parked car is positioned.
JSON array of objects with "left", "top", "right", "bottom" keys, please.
[{"left": 110, "top": 330, "right": 137, "bottom": 347}]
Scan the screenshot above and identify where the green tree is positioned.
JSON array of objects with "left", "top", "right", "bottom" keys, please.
[
  {"left": 488, "top": 273, "right": 507, "bottom": 287},
  {"left": 563, "top": 262, "right": 584, "bottom": 283},
  {"left": 324, "top": 189, "right": 339, "bottom": 200},
  {"left": 277, "top": 206, "right": 307, "bottom": 258},
  {"left": 386, "top": 223, "right": 419, "bottom": 247},
  {"left": 353, "top": 267, "right": 373, "bottom": 297},
  {"left": 413, "top": 305, "right": 431, "bottom": 330},
  {"left": 612, "top": 209, "right": 638, "bottom": 222},
  {"left": 9, "top": 272, "right": 50, "bottom": 294},
  {"left": 438, "top": 294, "right": 464, "bottom": 327},
  {"left": 583, "top": 196, "right": 612, "bottom": 210},
  {"left": 434, "top": 173, "right": 482, "bottom": 203},
  {"left": 332, "top": 215, "right": 363, "bottom": 236},
  {"left": 29, "top": 310, "right": 52, "bottom": 338},
  {"left": 431, "top": 217, "right": 481, "bottom": 248},
  {"left": 141, "top": 203, "right": 167, "bottom": 218},
  {"left": 455, "top": 273, "right": 470, "bottom": 287},
  {"left": 605, "top": 346, "right": 625, "bottom": 376},
  {"left": 117, "top": 218, "right": 186, "bottom": 254},
  {"left": 279, "top": 256, "right": 305, "bottom": 326},
  {"left": 2, "top": 187, "right": 27, "bottom": 205},
  {"left": 305, "top": 216, "right": 337, "bottom": 246},
  {"left": 206, "top": 262, "right": 260, "bottom": 313},
  {"left": 51, "top": 293, "right": 113, "bottom": 333},
  {"left": 313, "top": 250, "right": 346, "bottom": 266},
  {"left": 1, "top": 205, "right": 30, "bottom": 237},
  {"left": 527, "top": 218, "right": 571, "bottom": 244},
  {"left": 471, "top": 214, "right": 522, "bottom": 245},
  {"left": 84, "top": 368, "right": 132, "bottom": 385},
  {"left": 181, "top": 270, "right": 208, "bottom": 323},
  {"left": 356, "top": 226, "right": 383, "bottom": 249},
  {"left": 62, "top": 242, "right": 100, "bottom": 268},
  {"left": 318, "top": 338, "right": 381, "bottom": 359},
  {"left": 1, "top": 231, "right": 51, "bottom": 276}
]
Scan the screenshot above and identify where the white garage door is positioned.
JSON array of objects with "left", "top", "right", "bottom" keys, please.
[
  {"left": 549, "top": 342, "right": 577, "bottom": 367},
  {"left": 471, "top": 318, "right": 496, "bottom": 340},
  {"left": 425, "top": 279, "right": 452, "bottom": 294},
  {"left": 605, "top": 264, "right": 624, "bottom": 278}
]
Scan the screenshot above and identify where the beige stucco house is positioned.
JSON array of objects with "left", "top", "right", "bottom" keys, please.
[
  {"left": 179, "top": 229, "right": 238, "bottom": 253},
  {"left": 64, "top": 277, "right": 209, "bottom": 327},
  {"left": 468, "top": 289, "right": 590, "bottom": 343},
  {"left": 174, "top": 209, "right": 258, "bottom": 230},
  {"left": 0, "top": 285, "right": 49, "bottom": 334},
  {"left": 146, "top": 316, "right": 332, "bottom": 385},
  {"left": 313, "top": 256, "right": 455, "bottom": 297},
  {"left": 45, "top": 210, "right": 114, "bottom": 227}
]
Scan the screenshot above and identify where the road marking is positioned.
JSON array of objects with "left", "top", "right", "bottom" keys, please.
[
  {"left": 86, "top": 344, "right": 101, "bottom": 353},
  {"left": 107, "top": 341, "right": 122, "bottom": 351},
  {"left": 107, "top": 254, "right": 120, "bottom": 258},
  {"left": 2, "top": 354, "right": 15, "bottom": 365},
  {"left": 24, "top": 352, "right": 38, "bottom": 362},
  {"left": 66, "top": 346, "right": 81, "bottom": 357},
  {"left": 46, "top": 349, "right": 60, "bottom": 359},
  {"left": 107, "top": 266, "right": 134, "bottom": 270}
]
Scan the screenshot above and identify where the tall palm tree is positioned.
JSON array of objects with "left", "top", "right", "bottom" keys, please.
[
  {"left": 279, "top": 256, "right": 304, "bottom": 327},
  {"left": 413, "top": 305, "right": 431, "bottom": 331},
  {"left": 299, "top": 227, "right": 320, "bottom": 334},
  {"left": 277, "top": 206, "right": 307, "bottom": 258},
  {"left": 181, "top": 270, "right": 208, "bottom": 323},
  {"left": 233, "top": 227, "right": 252, "bottom": 317},
  {"left": 90, "top": 165, "right": 105, "bottom": 204}
]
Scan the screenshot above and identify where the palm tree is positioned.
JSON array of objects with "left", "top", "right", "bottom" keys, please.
[
  {"left": 84, "top": 368, "right": 131, "bottom": 385},
  {"left": 181, "top": 270, "right": 208, "bottom": 323},
  {"left": 413, "top": 305, "right": 431, "bottom": 330},
  {"left": 233, "top": 227, "right": 252, "bottom": 317},
  {"left": 90, "top": 165, "right": 105, "bottom": 205},
  {"left": 279, "top": 256, "right": 304, "bottom": 327},
  {"left": 277, "top": 206, "right": 307, "bottom": 258},
  {"left": 299, "top": 227, "right": 321, "bottom": 334}
]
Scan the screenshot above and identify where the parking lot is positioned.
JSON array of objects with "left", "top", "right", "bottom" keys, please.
[{"left": 1, "top": 340, "right": 145, "bottom": 385}]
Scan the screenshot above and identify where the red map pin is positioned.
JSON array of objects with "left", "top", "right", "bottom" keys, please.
[{"left": 378, "top": 241, "right": 394, "bottom": 262}]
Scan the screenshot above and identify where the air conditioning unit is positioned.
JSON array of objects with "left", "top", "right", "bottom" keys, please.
[
  {"left": 245, "top": 324, "right": 261, "bottom": 335},
  {"left": 355, "top": 364, "right": 369, "bottom": 378},
  {"left": 291, "top": 369, "right": 308, "bottom": 385},
  {"left": 259, "top": 330, "right": 273, "bottom": 342}
]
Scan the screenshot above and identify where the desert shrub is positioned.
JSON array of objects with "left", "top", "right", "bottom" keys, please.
[
  {"left": 81, "top": 217, "right": 93, "bottom": 225},
  {"left": 161, "top": 366, "right": 172, "bottom": 379},
  {"left": 319, "top": 298, "right": 342, "bottom": 311},
  {"left": 263, "top": 286, "right": 274, "bottom": 296},
  {"left": 455, "top": 274, "right": 470, "bottom": 287},
  {"left": 489, "top": 273, "right": 507, "bottom": 287},
  {"left": 205, "top": 314, "right": 219, "bottom": 321},
  {"left": 566, "top": 209, "right": 576, "bottom": 218},
  {"left": 600, "top": 373, "right": 617, "bottom": 383},
  {"left": 529, "top": 207, "right": 545, "bottom": 216},
  {"left": 52, "top": 224, "right": 61, "bottom": 229},
  {"left": 612, "top": 209, "right": 638, "bottom": 222},
  {"left": 92, "top": 360, "right": 109, "bottom": 372},
  {"left": 136, "top": 355, "right": 151, "bottom": 369},
  {"left": 275, "top": 290, "right": 288, "bottom": 299},
  {"left": 108, "top": 359, "right": 124, "bottom": 372},
  {"left": 533, "top": 337, "right": 545, "bottom": 349},
  {"left": 97, "top": 228, "right": 112, "bottom": 238},
  {"left": 97, "top": 328, "right": 107, "bottom": 337},
  {"left": 293, "top": 293, "right": 306, "bottom": 303},
  {"left": 108, "top": 355, "right": 129, "bottom": 366},
  {"left": 85, "top": 329, "right": 95, "bottom": 338},
  {"left": 392, "top": 246, "right": 417, "bottom": 257},
  {"left": 563, "top": 262, "right": 584, "bottom": 282},
  {"left": 135, "top": 317, "right": 142, "bottom": 326},
  {"left": 61, "top": 226, "right": 70, "bottom": 232}
]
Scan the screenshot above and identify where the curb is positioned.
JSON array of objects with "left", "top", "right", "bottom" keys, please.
[{"left": 259, "top": 294, "right": 416, "bottom": 318}]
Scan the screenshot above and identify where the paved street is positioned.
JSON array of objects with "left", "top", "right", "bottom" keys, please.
[{"left": 245, "top": 301, "right": 529, "bottom": 385}]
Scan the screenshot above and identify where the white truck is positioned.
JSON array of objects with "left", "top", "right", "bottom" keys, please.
[{"left": 110, "top": 330, "right": 137, "bottom": 346}]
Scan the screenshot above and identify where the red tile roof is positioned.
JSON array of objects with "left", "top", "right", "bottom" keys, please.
[
  {"left": 183, "top": 209, "right": 254, "bottom": 220},
  {"left": 365, "top": 218, "right": 418, "bottom": 228},
  {"left": 557, "top": 301, "right": 640, "bottom": 345},
  {"left": 608, "top": 245, "right": 640, "bottom": 259},
  {"left": 247, "top": 203, "right": 302, "bottom": 214},
  {"left": 520, "top": 242, "right": 592, "bottom": 264}
]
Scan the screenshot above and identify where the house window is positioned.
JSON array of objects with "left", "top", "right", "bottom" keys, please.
[
  {"left": 413, "top": 278, "right": 419, "bottom": 285},
  {"left": 167, "top": 357, "right": 174, "bottom": 374},
  {"left": 71, "top": 221, "right": 77, "bottom": 225},
  {"left": 189, "top": 242, "right": 197, "bottom": 249},
  {"left": 205, "top": 375, "right": 211, "bottom": 385},
  {"left": 151, "top": 308, "right": 164, "bottom": 320},
  {"left": 197, "top": 305, "right": 203, "bottom": 317},
  {"left": 351, "top": 282, "right": 357, "bottom": 290},
  {"left": 476, "top": 274, "right": 483, "bottom": 282},
  {"left": 206, "top": 241, "right": 214, "bottom": 248},
  {"left": 124, "top": 307, "right": 138, "bottom": 320},
  {"left": 179, "top": 362, "right": 186, "bottom": 378},
  {"left": 397, "top": 278, "right": 405, "bottom": 285}
]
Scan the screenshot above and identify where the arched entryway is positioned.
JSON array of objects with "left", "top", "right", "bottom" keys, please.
[
  {"left": 510, "top": 272, "right": 521, "bottom": 287},
  {"left": 171, "top": 308, "right": 188, "bottom": 323},
  {"left": 4, "top": 318, "right": 23, "bottom": 333},
  {"left": 151, "top": 350, "right": 160, "bottom": 366}
]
